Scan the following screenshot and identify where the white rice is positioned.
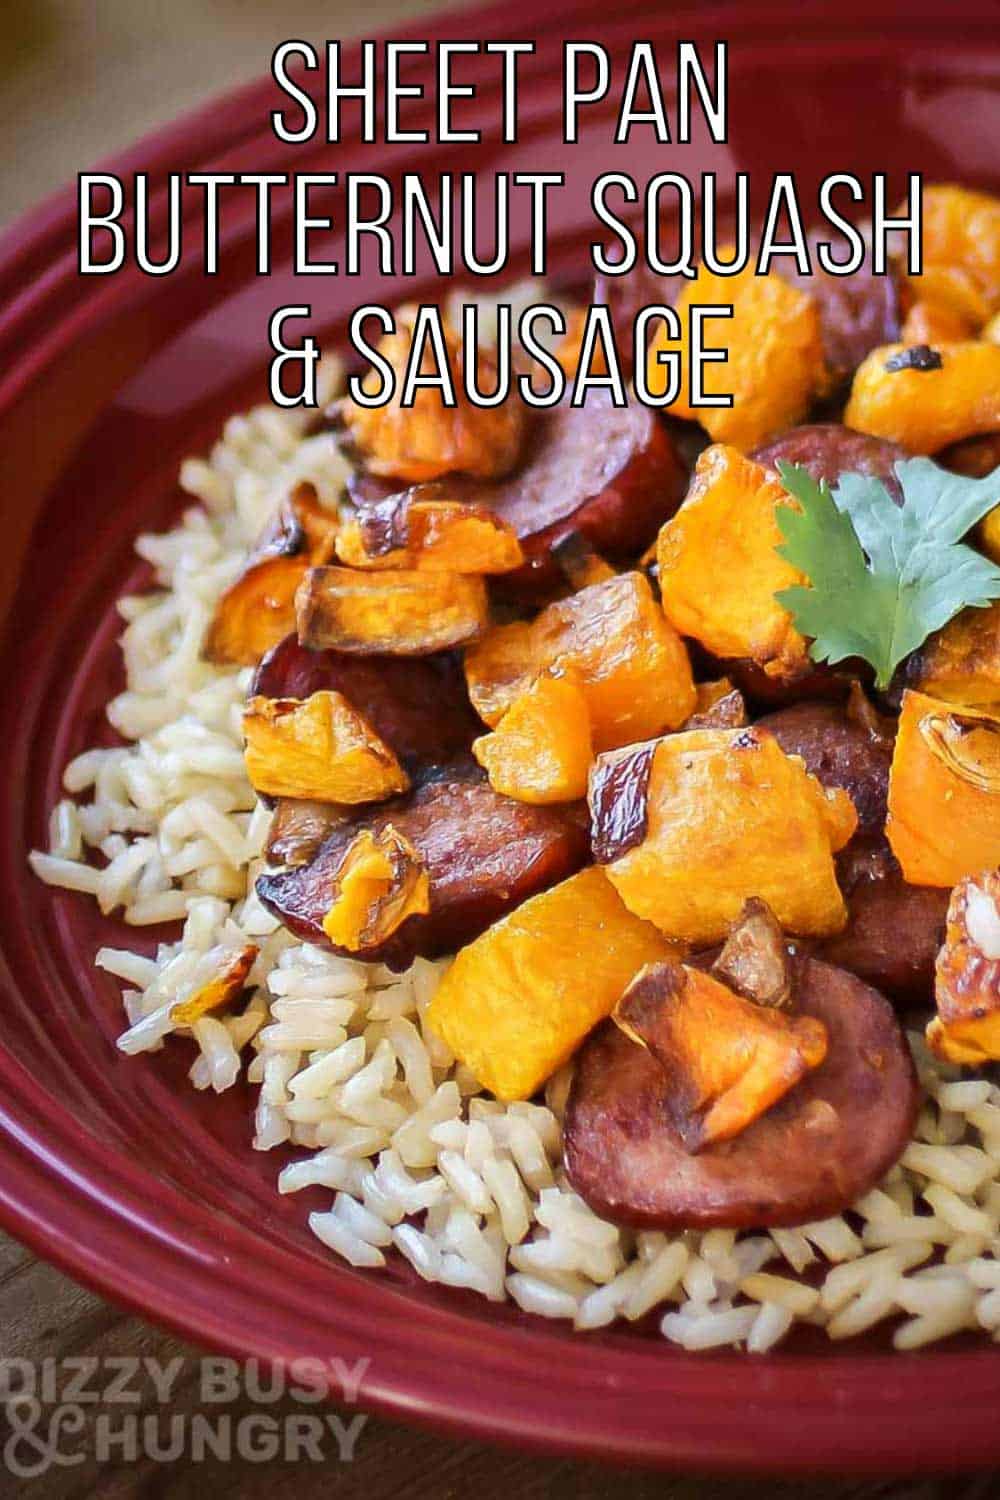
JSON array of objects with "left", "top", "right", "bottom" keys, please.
[{"left": 28, "top": 354, "right": 1000, "bottom": 1355}]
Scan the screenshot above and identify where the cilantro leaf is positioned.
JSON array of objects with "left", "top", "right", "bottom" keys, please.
[{"left": 774, "top": 457, "right": 1000, "bottom": 690}]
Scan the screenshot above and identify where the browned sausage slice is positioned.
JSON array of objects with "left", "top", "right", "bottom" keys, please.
[
  {"left": 564, "top": 956, "right": 919, "bottom": 1230},
  {"left": 937, "top": 432, "right": 1000, "bottom": 480},
  {"left": 755, "top": 699, "right": 894, "bottom": 837},
  {"left": 818, "top": 837, "right": 948, "bottom": 1005},
  {"left": 752, "top": 423, "right": 907, "bottom": 502},
  {"left": 486, "top": 393, "right": 686, "bottom": 595},
  {"left": 341, "top": 394, "right": 686, "bottom": 599},
  {"left": 251, "top": 634, "right": 480, "bottom": 770},
  {"left": 257, "top": 761, "right": 591, "bottom": 969}
]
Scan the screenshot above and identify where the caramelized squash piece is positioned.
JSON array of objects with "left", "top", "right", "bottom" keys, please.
[
  {"left": 465, "top": 571, "right": 695, "bottom": 752},
  {"left": 203, "top": 485, "right": 338, "bottom": 666},
  {"left": 900, "top": 299, "right": 975, "bottom": 344},
  {"left": 595, "top": 727, "right": 856, "bottom": 945},
  {"left": 321, "top": 824, "right": 430, "bottom": 951},
  {"left": 339, "top": 305, "right": 524, "bottom": 481},
  {"left": 899, "top": 184, "right": 1000, "bottom": 326},
  {"left": 472, "top": 671, "right": 593, "bottom": 804},
  {"left": 647, "top": 262, "right": 825, "bottom": 450},
  {"left": 844, "top": 342, "right": 1000, "bottom": 453},
  {"left": 425, "top": 866, "right": 677, "bottom": 1101},
  {"left": 887, "top": 689, "right": 1000, "bottom": 886},
  {"left": 297, "top": 566, "right": 488, "bottom": 655},
  {"left": 928, "top": 872, "right": 1000, "bottom": 1064},
  {"left": 656, "top": 444, "right": 811, "bottom": 682},
  {"left": 243, "top": 692, "right": 409, "bottom": 803},
  {"left": 906, "top": 602, "right": 1000, "bottom": 708},
  {"left": 335, "top": 490, "right": 523, "bottom": 574},
  {"left": 613, "top": 962, "right": 827, "bottom": 1150},
  {"left": 712, "top": 897, "right": 793, "bottom": 1009},
  {"left": 170, "top": 943, "right": 259, "bottom": 1026}
]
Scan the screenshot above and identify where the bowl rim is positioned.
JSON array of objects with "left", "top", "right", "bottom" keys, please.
[{"left": 3, "top": 0, "right": 1000, "bottom": 1474}]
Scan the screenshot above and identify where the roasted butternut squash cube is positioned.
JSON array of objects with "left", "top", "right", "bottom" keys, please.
[
  {"left": 335, "top": 490, "right": 523, "bottom": 574},
  {"left": 900, "top": 299, "right": 975, "bottom": 344},
  {"left": 613, "top": 961, "right": 827, "bottom": 1150},
  {"left": 321, "top": 825, "right": 430, "bottom": 951},
  {"left": 899, "top": 184, "right": 1000, "bottom": 326},
  {"left": 170, "top": 943, "right": 259, "bottom": 1026},
  {"left": 844, "top": 343, "right": 1000, "bottom": 453},
  {"left": 296, "top": 566, "right": 489, "bottom": 655},
  {"left": 887, "top": 689, "right": 1000, "bottom": 886},
  {"left": 984, "top": 312, "right": 1000, "bottom": 345},
  {"left": 596, "top": 727, "right": 855, "bottom": 945},
  {"left": 928, "top": 871, "right": 1000, "bottom": 1064},
  {"left": 908, "top": 603, "right": 1000, "bottom": 709},
  {"left": 472, "top": 671, "right": 593, "bottom": 804},
  {"left": 656, "top": 444, "right": 811, "bottom": 681},
  {"left": 339, "top": 305, "right": 524, "bottom": 481},
  {"left": 203, "top": 485, "right": 339, "bottom": 666},
  {"left": 425, "top": 866, "right": 677, "bottom": 1101},
  {"left": 243, "top": 692, "right": 409, "bottom": 803},
  {"left": 646, "top": 263, "right": 825, "bottom": 450},
  {"left": 464, "top": 571, "right": 695, "bottom": 752}
]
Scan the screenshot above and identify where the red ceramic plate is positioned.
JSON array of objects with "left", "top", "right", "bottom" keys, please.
[{"left": 1, "top": 0, "right": 999, "bottom": 1473}]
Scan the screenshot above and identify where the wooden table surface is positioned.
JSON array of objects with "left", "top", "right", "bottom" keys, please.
[{"left": 3, "top": 3, "right": 1000, "bottom": 1494}]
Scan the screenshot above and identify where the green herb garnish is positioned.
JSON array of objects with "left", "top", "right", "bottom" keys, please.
[{"left": 774, "top": 458, "right": 1000, "bottom": 691}]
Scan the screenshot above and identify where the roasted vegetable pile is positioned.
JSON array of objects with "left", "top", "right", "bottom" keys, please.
[{"left": 212, "top": 180, "right": 1000, "bottom": 1233}]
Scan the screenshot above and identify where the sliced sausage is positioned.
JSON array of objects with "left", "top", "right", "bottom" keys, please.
[
  {"left": 937, "top": 432, "right": 1000, "bottom": 479},
  {"left": 256, "top": 760, "right": 591, "bottom": 970},
  {"left": 779, "top": 248, "right": 900, "bottom": 391},
  {"left": 755, "top": 700, "right": 894, "bottom": 837},
  {"left": 564, "top": 956, "right": 919, "bottom": 1230},
  {"left": 251, "top": 634, "right": 480, "bottom": 770},
  {"left": 698, "top": 651, "right": 857, "bottom": 710},
  {"left": 487, "top": 392, "right": 687, "bottom": 595},
  {"left": 752, "top": 423, "right": 907, "bottom": 502},
  {"left": 342, "top": 394, "right": 687, "bottom": 600},
  {"left": 818, "top": 837, "right": 948, "bottom": 1005}
]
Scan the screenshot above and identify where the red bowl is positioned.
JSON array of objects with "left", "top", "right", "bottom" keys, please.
[{"left": 2, "top": 0, "right": 999, "bottom": 1473}]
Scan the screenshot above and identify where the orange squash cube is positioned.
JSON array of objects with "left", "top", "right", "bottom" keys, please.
[
  {"left": 339, "top": 305, "right": 524, "bottom": 481},
  {"left": 614, "top": 961, "right": 827, "bottom": 1150},
  {"left": 464, "top": 571, "right": 695, "bottom": 752},
  {"left": 321, "top": 825, "right": 430, "bottom": 951},
  {"left": 597, "top": 727, "right": 855, "bottom": 945},
  {"left": 656, "top": 444, "right": 811, "bottom": 682},
  {"left": 900, "top": 299, "right": 975, "bottom": 344},
  {"left": 472, "top": 672, "right": 593, "bottom": 804},
  {"left": 203, "top": 485, "right": 339, "bottom": 666},
  {"left": 335, "top": 491, "right": 523, "bottom": 574},
  {"left": 907, "top": 603, "right": 1000, "bottom": 709},
  {"left": 844, "top": 342, "right": 1000, "bottom": 453},
  {"left": 928, "top": 871, "right": 1000, "bottom": 1064},
  {"left": 887, "top": 689, "right": 1000, "bottom": 886},
  {"left": 296, "top": 566, "right": 489, "bottom": 655},
  {"left": 425, "top": 866, "right": 678, "bottom": 1101},
  {"left": 243, "top": 692, "right": 409, "bottom": 803},
  {"left": 646, "top": 263, "right": 825, "bottom": 450},
  {"left": 899, "top": 184, "right": 1000, "bottom": 326}
]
